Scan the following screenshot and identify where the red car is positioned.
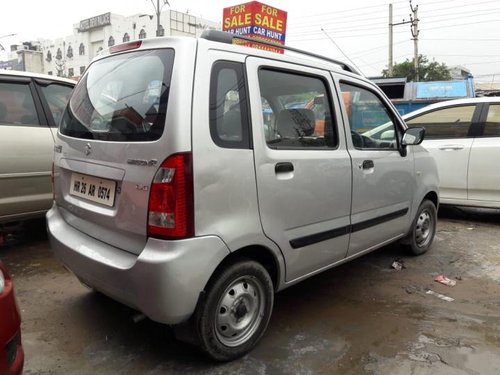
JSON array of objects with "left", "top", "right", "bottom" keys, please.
[{"left": 0, "top": 261, "right": 23, "bottom": 375}]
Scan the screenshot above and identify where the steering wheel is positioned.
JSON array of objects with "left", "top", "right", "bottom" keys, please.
[{"left": 351, "top": 130, "right": 364, "bottom": 148}]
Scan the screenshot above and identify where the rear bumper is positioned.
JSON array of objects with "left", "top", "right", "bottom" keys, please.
[{"left": 47, "top": 204, "right": 230, "bottom": 324}]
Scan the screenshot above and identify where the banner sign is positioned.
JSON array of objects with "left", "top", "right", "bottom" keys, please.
[
  {"left": 416, "top": 81, "right": 468, "bottom": 99},
  {"left": 223, "top": 2, "right": 287, "bottom": 53},
  {"left": 79, "top": 13, "right": 111, "bottom": 32}
]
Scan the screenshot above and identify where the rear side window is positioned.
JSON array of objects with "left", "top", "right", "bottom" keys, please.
[
  {"left": 0, "top": 82, "right": 40, "bottom": 126},
  {"left": 39, "top": 83, "right": 73, "bottom": 127},
  {"left": 60, "top": 49, "right": 174, "bottom": 141},
  {"left": 483, "top": 104, "right": 500, "bottom": 136},
  {"left": 406, "top": 105, "right": 475, "bottom": 139},
  {"left": 209, "top": 61, "right": 250, "bottom": 149},
  {"left": 258, "top": 69, "right": 337, "bottom": 149}
]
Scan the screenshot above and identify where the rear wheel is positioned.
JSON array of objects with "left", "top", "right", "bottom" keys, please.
[
  {"left": 195, "top": 259, "right": 274, "bottom": 361},
  {"left": 404, "top": 200, "right": 437, "bottom": 255}
]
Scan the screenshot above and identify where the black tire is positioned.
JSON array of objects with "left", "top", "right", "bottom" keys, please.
[
  {"left": 404, "top": 200, "right": 437, "bottom": 255},
  {"left": 195, "top": 259, "right": 274, "bottom": 361}
]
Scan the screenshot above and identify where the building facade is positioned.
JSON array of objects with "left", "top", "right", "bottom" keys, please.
[{"left": 5, "top": 9, "right": 220, "bottom": 78}]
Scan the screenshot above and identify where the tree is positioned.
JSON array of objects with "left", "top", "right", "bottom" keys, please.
[{"left": 383, "top": 55, "right": 452, "bottom": 82}]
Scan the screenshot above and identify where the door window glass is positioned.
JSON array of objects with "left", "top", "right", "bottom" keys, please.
[
  {"left": 405, "top": 105, "right": 474, "bottom": 139},
  {"left": 0, "top": 82, "right": 40, "bottom": 126},
  {"left": 340, "top": 82, "right": 398, "bottom": 149},
  {"left": 209, "top": 61, "right": 249, "bottom": 148},
  {"left": 483, "top": 104, "right": 500, "bottom": 136},
  {"left": 258, "top": 69, "right": 336, "bottom": 149},
  {"left": 40, "top": 83, "right": 74, "bottom": 127}
]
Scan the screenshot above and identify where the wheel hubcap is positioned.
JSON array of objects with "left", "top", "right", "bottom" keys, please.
[
  {"left": 415, "top": 209, "right": 433, "bottom": 247},
  {"left": 215, "top": 276, "right": 265, "bottom": 347}
]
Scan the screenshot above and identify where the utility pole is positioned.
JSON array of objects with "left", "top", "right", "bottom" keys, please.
[
  {"left": 410, "top": 1, "right": 420, "bottom": 81},
  {"left": 388, "top": 4, "right": 413, "bottom": 78},
  {"left": 388, "top": 4, "right": 393, "bottom": 76},
  {"left": 149, "top": 0, "right": 170, "bottom": 37}
]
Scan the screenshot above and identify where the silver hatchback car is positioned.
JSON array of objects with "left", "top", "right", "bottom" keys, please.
[{"left": 47, "top": 31, "right": 439, "bottom": 361}]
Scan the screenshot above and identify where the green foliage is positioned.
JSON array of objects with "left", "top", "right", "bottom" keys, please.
[{"left": 382, "top": 55, "right": 452, "bottom": 82}]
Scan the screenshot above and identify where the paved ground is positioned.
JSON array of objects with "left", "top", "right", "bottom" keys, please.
[{"left": 1, "top": 206, "right": 500, "bottom": 374}]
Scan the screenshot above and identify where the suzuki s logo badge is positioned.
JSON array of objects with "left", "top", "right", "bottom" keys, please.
[{"left": 84, "top": 143, "right": 92, "bottom": 156}]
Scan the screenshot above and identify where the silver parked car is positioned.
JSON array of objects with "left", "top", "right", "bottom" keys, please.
[
  {"left": 0, "top": 70, "right": 75, "bottom": 223},
  {"left": 47, "top": 31, "right": 439, "bottom": 361}
]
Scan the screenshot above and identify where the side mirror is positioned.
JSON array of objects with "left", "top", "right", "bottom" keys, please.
[{"left": 402, "top": 127, "right": 425, "bottom": 146}]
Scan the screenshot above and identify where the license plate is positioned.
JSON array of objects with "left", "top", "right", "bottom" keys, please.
[{"left": 69, "top": 173, "right": 116, "bottom": 207}]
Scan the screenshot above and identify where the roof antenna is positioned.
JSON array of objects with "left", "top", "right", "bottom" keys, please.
[{"left": 321, "top": 28, "right": 363, "bottom": 76}]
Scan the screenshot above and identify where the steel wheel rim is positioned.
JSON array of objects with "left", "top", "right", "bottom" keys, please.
[
  {"left": 415, "top": 209, "right": 433, "bottom": 248},
  {"left": 215, "top": 276, "right": 265, "bottom": 347}
]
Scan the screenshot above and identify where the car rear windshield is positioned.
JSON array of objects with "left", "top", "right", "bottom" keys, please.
[{"left": 60, "top": 49, "right": 174, "bottom": 141}]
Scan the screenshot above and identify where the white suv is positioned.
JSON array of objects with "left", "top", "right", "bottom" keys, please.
[{"left": 47, "top": 31, "right": 439, "bottom": 361}]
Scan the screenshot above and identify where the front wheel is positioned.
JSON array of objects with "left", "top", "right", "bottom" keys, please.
[
  {"left": 403, "top": 200, "right": 437, "bottom": 255},
  {"left": 195, "top": 259, "right": 274, "bottom": 361}
]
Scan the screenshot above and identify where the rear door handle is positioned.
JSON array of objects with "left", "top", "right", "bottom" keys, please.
[
  {"left": 361, "top": 160, "right": 374, "bottom": 169},
  {"left": 275, "top": 162, "right": 294, "bottom": 173}
]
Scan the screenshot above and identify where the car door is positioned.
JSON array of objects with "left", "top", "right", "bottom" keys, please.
[
  {"left": 246, "top": 58, "right": 352, "bottom": 282},
  {"left": 338, "top": 79, "right": 414, "bottom": 257},
  {"left": 405, "top": 103, "right": 481, "bottom": 203},
  {"left": 0, "top": 76, "right": 54, "bottom": 221},
  {"left": 467, "top": 101, "right": 500, "bottom": 204}
]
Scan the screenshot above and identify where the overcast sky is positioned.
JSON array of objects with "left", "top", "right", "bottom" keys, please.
[{"left": 1, "top": 0, "right": 499, "bottom": 82}]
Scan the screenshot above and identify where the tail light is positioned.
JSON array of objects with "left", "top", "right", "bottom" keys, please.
[
  {"left": 110, "top": 40, "right": 142, "bottom": 54},
  {"left": 148, "top": 153, "right": 194, "bottom": 239}
]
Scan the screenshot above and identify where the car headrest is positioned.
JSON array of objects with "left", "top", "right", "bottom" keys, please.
[{"left": 276, "top": 108, "right": 315, "bottom": 138}]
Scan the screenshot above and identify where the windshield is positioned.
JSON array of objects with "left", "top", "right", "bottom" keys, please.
[{"left": 60, "top": 49, "right": 174, "bottom": 141}]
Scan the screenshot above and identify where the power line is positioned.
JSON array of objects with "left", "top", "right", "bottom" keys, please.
[
  {"left": 421, "top": 38, "right": 500, "bottom": 41},
  {"left": 422, "top": 18, "right": 500, "bottom": 31},
  {"left": 290, "top": 1, "right": 499, "bottom": 29}
]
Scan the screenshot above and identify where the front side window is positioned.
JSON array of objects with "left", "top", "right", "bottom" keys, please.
[
  {"left": 40, "top": 83, "right": 74, "bottom": 127},
  {"left": 406, "top": 105, "right": 475, "bottom": 139},
  {"left": 61, "top": 49, "right": 174, "bottom": 142},
  {"left": 258, "top": 69, "right": 336, "bottom": 149},
  {"left": 483, "top": 104, "right": 500, "bottom": 136},
  {"left": 209, "top": 61, "right": 249, "bottom": 148},
  {"left": 0, "top": 82, "right": 40, "bottom": 126},
  {"left": 340, "top": 82, "right": 398, "bottom": 149}
]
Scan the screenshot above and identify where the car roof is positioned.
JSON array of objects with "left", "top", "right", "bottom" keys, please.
[
  {"left": 402, "top": 97, "right": 500, "bottom": 119},
  {"left": 0, "top": 69, "right": 76, "bottom": 85}
]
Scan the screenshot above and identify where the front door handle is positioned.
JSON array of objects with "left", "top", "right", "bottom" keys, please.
[
  {"left": 275, "top": 162, "right": 294, "bottom": 173},
  {"left": 439, "top": 145, "right": 464, "bottom": 151},
  {"left": 361, "top": 160, "right": 374, "bottom": 169}
]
